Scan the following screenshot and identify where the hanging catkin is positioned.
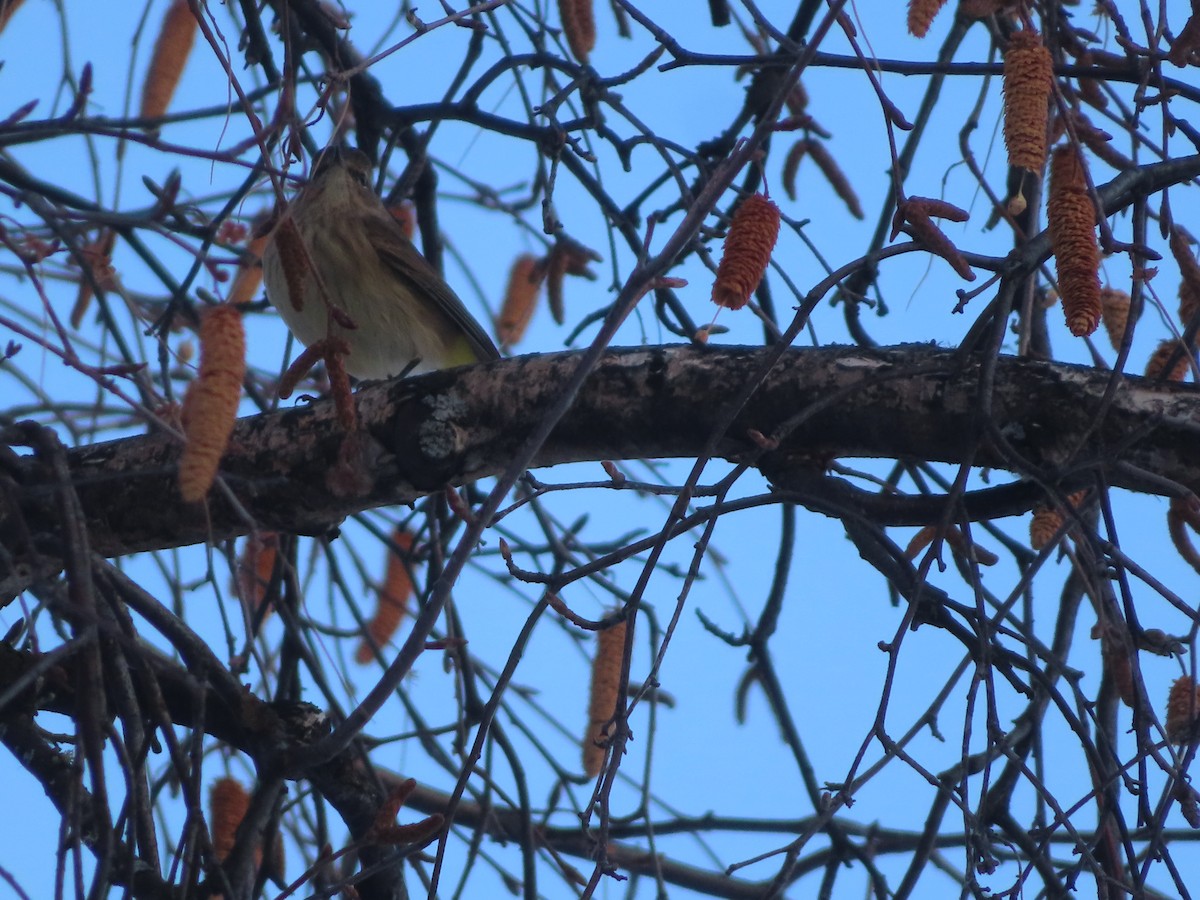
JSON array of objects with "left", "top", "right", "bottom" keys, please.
[
  {"left": 558, "top": 0, "right": 595, "bottom": 62},
  {"left": 1002, "top": 30, "right": 1053, "bottom": 172},
  {"left": 712, "top": 194, "right": 781, "bottom": 310},
  {"left": 178, "top": 305, "right": 245, "bottom": 501},
  {"left": 907, "top": 0, "right": 949, "bottom": 37},
  {"left": 1099, "top": 287, "right": 1131, "bottom": 351},
  {"left": 139, "top": 0, "right": 198, "bottom": 120},
  {"left": 355, "top": 530, "right": 416, "bottom": 663},
  {"left": 1047, "top": 146, "right": 1101, "bottom": 336},
  {"left": 583, "top": 617, "right": 627, "bottom": 777},
  {"left": 1166, "top": 676, "right": 1200, "bottom": 743},
  {"left": 497, "top": 254, "right": 543, "bottom": 348}
]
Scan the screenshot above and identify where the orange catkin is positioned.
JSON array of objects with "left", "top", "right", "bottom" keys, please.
[
  {"left": 235, "top": 531, "right": 278, "bottom": 613},
  {"left": 805, "top": 140, "right": 864, "bottom": 219},
  {"left": 583, "top": 617, "right": 627, "bottom": 777},
  {"left": 1047, "top": 146, "right": 1101, "bottom": 337},
  {"left": 179, "top": 305, "right": 245, "bottom": 502},
  {"left": 0, "top": 0, "right": 25, "bottom": 33},
  {"left": 712, "top": 194, "right": 781, "bottom": 310},
  {"left": 227, "top": 232, "right": 270, "bottom": 308},
  {"left": 1166, "top": 676, "right": 1200, "bottom": 743},
  {"left": 497, "top": 254, "right": 543, "bottom": 348},
  {"left": 139, "top": 0, "right": 198, "bottom": 121},
  {"left": 1002, "top": 30, "right": 1053, "bottom": 172},
  {"left": 209, "top": 777, "right": 251, "bottom": 862},
  {"left": 1099, "top": 287, "right": 1131, "bottom": 351},
  {"left": 1029, "top": 490, "right": 1086, "bottom": 550},
  {"left": 558, "top": 0, "right": 595, "bottom": 62},
  {"left": 1169, "top": 227, "right": 1200, "bottom": 328},
  {"left": 1144, "top": 339, "right": 1191, "bottom": 382},
  {"left": 356, "top": 530, "right": 416, "bottom": 663},
  {"left": 907, "top": 0, "right": 949, "bottom": 37}
]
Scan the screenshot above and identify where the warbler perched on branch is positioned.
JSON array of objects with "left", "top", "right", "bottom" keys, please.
[{"left": 261, "top": 147, "right": 499, "bottom": 380}]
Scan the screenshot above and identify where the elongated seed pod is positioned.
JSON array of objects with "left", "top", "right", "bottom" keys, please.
[
  {"left": 179, "top": 305, "right": 245, "bottom": 501},
  {"left": 1166, "top": 676, "right": 1200, "bottom": 743},
  {"left": 1169, "top": 227, "right": 1200, "bottom": 328},
  {"left": 907, "top": 0, "right": 949, "bottom": 37},
  {"left": 497, "top": 254, "right": 543, "bottom": 348},
  {"left": 583, "top": 618, "right": 627, "bottom": 776},
  {"left": 805, "top": 140, "right": 864, "bottom": 219},
  {"left": 712, "top": 194, "right": 781, "bottom": 310},
  {"left": 271, "top": 217, "right": 310, "bottom": 314},
  {"left": 1144, "top": 339, "right": 1191, "bottom": 382},
  {"left": 1099, "top": 287, "right": 1131, "bottom": 351},
  {"left": 1101, "top": 636, "right": 1135, "bottom": 707},
  {"left": 235, "top": 531, "right": 278, "bottom": 615},
  {"left": 227, "top": 233, "right": 270, "bottom": 308},
  {"left": 1168, "top": 11, "right": 1200, "bottom": 68},
  {"left": 69, "top": 230, "right": 118, "bottom": 329},
  {"left": 1002, "top": 30, "right": 1053, "bottom": 172},
  {"left": 356, "top": 530, "right": 416, "bottom": 663},
  {"left": 782, "top": 140, "right": 808, "bottom": 202},
  {"left": 903, "top": 209, "right": 975, "bottom": 281},
  {"left": 140, "top": 0, "right": 198, "bottom": 121},
  {"left": 1047, "top": 146, "right": 1101, "bottom": 336},
  {"left": 558, "top": 0, "right": 595, "bottom": 62},
  {"left": 210, "top": 777, "right": 250, "bottom": 862},
  {"left": 1030, "top": 490, "right": 1086, "bottom": 550},
  {"left": 0, "top": 0, "right": 26, "bottom": 33}
]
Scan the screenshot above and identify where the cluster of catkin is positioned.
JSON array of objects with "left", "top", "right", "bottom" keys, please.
[{"left": 496, "top": 240, "right": 598, "bottom": 348}]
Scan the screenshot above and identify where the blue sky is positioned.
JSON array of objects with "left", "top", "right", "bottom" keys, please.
[{"left": 2, "top": 1, "right": 1198, "bottom": 897}]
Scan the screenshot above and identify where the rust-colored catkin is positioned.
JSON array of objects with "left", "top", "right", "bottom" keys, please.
[
  {"left": 1029, "top": 490, "right": 1085, "bottom": 550},
  {"left": 497, "top": 254, "right": 543, "bottom": 348},
  {"left": 1002, "top": 29, "right": 1053, "bottom": 172},
  {"left": 1169, "top": 227, "right": 1200, "bottom": 328},
  {"left": 583, "top": 618, "right": 627, "bottom": 777},
  {"left": 1166, "top": 676, "right": 1200, "bottom": 743},
  {"left": 69, "top": 230, "right": 118, "bottom": 330},
  {"left": 804, "top": 140, "right": 864, "bottom": 219},
  {"left": 712, "top": 194, "right": 781, "bottom": 310},
  {"left": 387, "top": 202, "right": 416, "bottom": 241},
  {"left": 227, "top": 233, "right": 270, "bottom": 308},
  {"left": 139, "top": 0, "right": 198, "bottom": 121},
  {"left": 235, "top": 532, "right": 278, "bottom": 614},
  {"left": 907, "top": 0, "right": 949, "bottom": 37},
  {"left": 782, "top": 140, "right": 808, "bottom": 203},
  {"left": 558, "top": 0, "right": 596, "bottom": 62},
  {"left": 0, "top": 0, "right": 25, "bottom": 32},
  {"left": 209, "top": 777, "right": 251, "bottom": 862},
  {"left": 1047, "top": 146, "right": 1101, "bottom": 337},
  {"left": 1144, "top": 339, "right": 1191, "bottom": 382},
  {"left": 1099, "top": 287, "right": 1131, "bottom": 351},
  {"left": 356, "top": 530, "right": 416, "bottom": 663},
  {"left": 271, "top": 217, "right": 311, "bottom": 314},
  {"left": 1101, "top": 636, "right": 1136, "bottom": 707},
  {"left": 179, "top": 305, "right": 245, "bottom": 502}
]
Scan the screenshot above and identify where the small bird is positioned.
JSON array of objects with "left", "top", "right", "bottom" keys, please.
[{"left": 261, "top": 147, "right": 499, "bottom": 380}]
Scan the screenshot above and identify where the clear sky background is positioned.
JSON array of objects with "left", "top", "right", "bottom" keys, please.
[{"left": 1, "top": 1, "right": 1198, "bottom": 898}]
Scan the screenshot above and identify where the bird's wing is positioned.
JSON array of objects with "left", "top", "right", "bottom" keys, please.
[{"left": 374, "top": 224, "right": 501, "bottom": 363}]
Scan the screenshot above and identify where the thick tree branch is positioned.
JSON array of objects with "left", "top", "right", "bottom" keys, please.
[{"left": 3, "top": 345, "right": 1199, "bottom": 572}]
